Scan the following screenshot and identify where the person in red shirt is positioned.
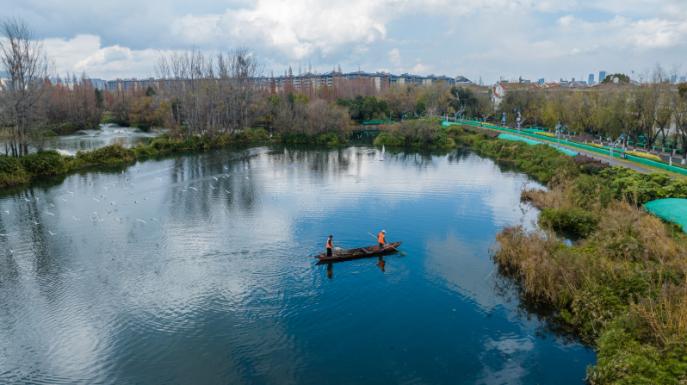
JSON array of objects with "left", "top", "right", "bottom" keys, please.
[{"left": 377, "top": 230, "right": 386, "bottom": 249}]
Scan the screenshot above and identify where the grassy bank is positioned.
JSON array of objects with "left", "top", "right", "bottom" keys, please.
[
  {"left": 447, "top": 127, "right": 687, "bottom": 384},
  {"left": 1, "top": 128, "right": 349, "bottom": 191},
  {"left": 0, "top": 127, "right": 357, "bottom": 191}
]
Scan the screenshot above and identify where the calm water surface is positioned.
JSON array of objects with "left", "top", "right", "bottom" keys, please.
[{"left": 0, "top": 147, "right": 594, "bottom": 384}]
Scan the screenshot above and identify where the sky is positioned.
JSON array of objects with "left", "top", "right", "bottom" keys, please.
[{"left": 3, "top": 0, "right": 687, "bottom": 83}]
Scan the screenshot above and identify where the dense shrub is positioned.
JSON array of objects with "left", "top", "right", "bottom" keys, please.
[
  {"left": 0, "top": 155, "right": 30, "bottom": 188},
  {"left": 374, "top": 119, "right": 455, "bottom": 149},
  {"left": 589, "top": 323, "right": 687, "bottom": 385},
  {"left": 74, "top": 145, "right": 136, "bottom": 168},
  {"left": 373, "top": 131, "right": 404, "bottom": 147},
  {"left": 601, "top": 167, "right": 687, "bottom": 205},
  {"left": 498, "top": 181, "right": 687, "bottom": 385},
  {"left": 571, "top": 174, "right": 614, "bottom": 210},
  {"left": 574, "top": 154, "right": 609, "bottom": 174},
  {"left": 471, "top": 138, "right": 579, "bottom": 183},
  {"left": 540, "top": 207, "right": 599, "bottom": 238},
  {"left": 234, "top": 128, "right": 270, "bottom": 144},
  {"left": 20, "top": 151, "right": 67, "bottom": 177}
]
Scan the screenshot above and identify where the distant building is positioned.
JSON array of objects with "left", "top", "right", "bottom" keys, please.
[
  {"left": 262, "top": 71, "right": 468, "bottom": 94},
  {"left": 588, "top": 73, "right": 595, "bottom": 85},
  {"left": 671, "top": 74, "right": 678, "bottom": 84},
  {"left": 98, "top": 71, "right": 470, "bottom": 96},
  {"left": 558, "top": 77, "right": 588, "bottom": 88},
  {"left": 537, "top": 78, "right": 545, "bottom": 85},
  {"left": 106, "top": 78, "right": 158, "bottom": 92},
  {"left": 455, "top": 75, "right": 472, "bottom": 85},
  {"left": 88, "top": 78, "right": 107, "bottom": 90},
  {"left": 599, "top": 70, "right": 607, "bottom": 83},
  {"left": 681, "top": 76, "right": 687, "bottom": 83}
]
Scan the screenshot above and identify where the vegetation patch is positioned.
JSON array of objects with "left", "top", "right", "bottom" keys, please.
[
  {"left": 479, "top": 124, "right": 687, "bottom": 384},
  {"left": 373, "top": 119, "right": 455, "bottom": 150},
  {"left": 74, "top": 145, "right": 137, "bottom": 169},
  {"left": 626, "top": 150, "right": 663, "bottom": 162},
  {"left": 20, "top": 151, "right": 68, "bottom": 177},
  {"left": 539, "top": 207, "right": 599, "bottom": 238},
  {"left": 0, "top": 155, "right": 30, "bottom": 187}
]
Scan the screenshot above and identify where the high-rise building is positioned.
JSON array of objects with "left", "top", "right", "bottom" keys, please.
[
  {"left": 588, "top": 73, "right": 595, "bottom": 85},
  {"left": 671, "top": 74, "right": 678, "bottom": 84},
  {"left": 680, "top": 76, "right": 686, "bottom": 83},
  {"left": 599, "top": 71, "right": 607, "bottom": 83}
]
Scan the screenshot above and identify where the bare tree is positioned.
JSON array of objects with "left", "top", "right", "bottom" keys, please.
[
  {"left": 156, "top": 49, "right": 261, "bottom": 137},
  {"left": 0, "top": 18, "right": 49, "bottom": 156}
]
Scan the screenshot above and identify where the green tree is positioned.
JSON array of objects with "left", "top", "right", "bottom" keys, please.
[{"left": 602, "top": 73, "right": 631, "bottom": 84}]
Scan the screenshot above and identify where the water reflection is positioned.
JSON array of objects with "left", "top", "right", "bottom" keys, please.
[
  {"left": 0, "top": 146, "right": 593, "bottom": 385},
  {"left": 324, "top": 255, "right": 392, "bottom": 280},
  {"left": 377, "top": 256, "right": 386, "bottom": 273}
]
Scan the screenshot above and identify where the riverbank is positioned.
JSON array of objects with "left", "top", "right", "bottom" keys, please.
[
  {"left": 450, "top": 127, "right": 687, "bottom": 384},
  {"left": 0, "top": 128, "right": 352, "bottom": 191}
]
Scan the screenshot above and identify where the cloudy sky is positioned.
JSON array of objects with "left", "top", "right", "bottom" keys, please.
[{"left": 3, "top": 0, "right": 687, "bottom": 83}]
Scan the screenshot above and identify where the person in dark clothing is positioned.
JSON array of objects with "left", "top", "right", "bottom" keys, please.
[{"left": 326, "top": 235, "right": 333, "bottom": 257}]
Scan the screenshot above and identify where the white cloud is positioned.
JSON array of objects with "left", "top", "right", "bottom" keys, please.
[
  {"left": 628, "top": 18, "right": 687, "bottom": 48},
  {"left": 388, "top": 48, "right": 401, "bottom": 66},
  {"left": 5, "top": 0, "right": 687, "bottom": 81},
  {"left": 557, "top": 15, "right": 575, "bottom": 28},
  {"left": 410, "top": 62, "right": 431, "bottom": 74},
  {"left": 42, "top": 35, "right": 164, "bottom": 79},
  {"left": 171, "top": 0, "right": 388, "bottom": 60}
]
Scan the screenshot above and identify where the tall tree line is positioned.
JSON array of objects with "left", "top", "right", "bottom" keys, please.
[
  {"left": 496, "top": 72, "right": 687, "bottom": 152},
  {"left": 0, "top": 19, "right": 48, "bottom": 156}
]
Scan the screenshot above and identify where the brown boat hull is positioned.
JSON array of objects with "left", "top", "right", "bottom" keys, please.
[{"left": 316, "top": 242, "right": 402, "bottom": 264}]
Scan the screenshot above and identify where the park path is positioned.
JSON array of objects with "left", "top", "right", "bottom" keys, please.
[
  {"left": 459, "top": 122, "right": 669, "bottom": 175},
  {"left": 552, "top": 141, "right": 656, "bottom": 174}
]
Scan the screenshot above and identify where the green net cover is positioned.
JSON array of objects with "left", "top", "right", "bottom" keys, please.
[
  {"left": 497, "top": 133, "right": 578, "bottom": 157},
  {"left": 644, "top": 198, "right": 687, "bottom": 232}
]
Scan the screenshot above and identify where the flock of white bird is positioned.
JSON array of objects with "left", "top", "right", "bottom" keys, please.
[{"left": 0, "top": 164, "right": 250, "bottom": 255}]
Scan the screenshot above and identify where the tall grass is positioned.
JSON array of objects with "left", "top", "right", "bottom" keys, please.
[{"left": 493, "top": 149, "right": 687, "bottom": 383}]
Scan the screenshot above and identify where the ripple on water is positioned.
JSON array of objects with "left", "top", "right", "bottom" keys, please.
[{"left": 0, "top": 147, "right": 594, "bottom": 385}]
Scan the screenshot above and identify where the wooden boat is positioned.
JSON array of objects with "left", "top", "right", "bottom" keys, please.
[{"left": 316, "top": 242, "right": 402, "bottom": 264}]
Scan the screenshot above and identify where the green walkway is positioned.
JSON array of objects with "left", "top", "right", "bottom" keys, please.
[
  {"left": 497, "top": 133, "right": 579, "bottom": 157},
  {"left": 443, "top": 119, "right": 687, "bottom": 177}
]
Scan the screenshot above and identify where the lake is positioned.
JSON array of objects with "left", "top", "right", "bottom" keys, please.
[{"left": 0, "top": 146, "right": 594, "bottom": 384}]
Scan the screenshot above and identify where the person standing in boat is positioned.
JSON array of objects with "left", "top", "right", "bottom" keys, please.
[
  {"left": 326, "top": 235, "right": 334, "bottom": 257},
  {"left": 377, "top": 230, "right": 386, "bottom": 250}
]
